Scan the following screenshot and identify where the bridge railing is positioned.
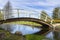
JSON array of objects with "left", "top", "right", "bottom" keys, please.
[
  {"left": 40, "top": 12, "right": 52, "bottom": 24},
  {"left": 0, "top": 9, "right": 41, "bottom": 20},
  {"left": 0, "top": 9, "right": 52, "bottom": 24}
]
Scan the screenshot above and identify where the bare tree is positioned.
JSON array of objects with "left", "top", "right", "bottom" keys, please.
[{"left": 3, "top": 1, "right": 13, "bottom": 19}]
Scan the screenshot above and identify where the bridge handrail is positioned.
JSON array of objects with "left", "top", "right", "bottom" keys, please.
[{"left": 0, "top": 9, "right": 52, "bottom": 24}]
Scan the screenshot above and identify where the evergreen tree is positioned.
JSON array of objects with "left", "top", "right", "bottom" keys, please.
[
  {"left": 0, "top": 10, "right": 4, "bottom": 20},
  {"left": 52, "top": 7, "right": 60, "bottom": 19}
]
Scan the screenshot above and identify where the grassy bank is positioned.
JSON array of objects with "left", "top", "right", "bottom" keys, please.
[
  {"left": 25, "top": 34, "right": 45, "bottom": 40},
  {"left": 25, "top": 34, "right": 51, "bottom": 40},
  {"left": 0, "top": 28, "right": 23, "bottom": 40},
  {"left": 0, "top": 28, "right": 52, "bottom": 40}
]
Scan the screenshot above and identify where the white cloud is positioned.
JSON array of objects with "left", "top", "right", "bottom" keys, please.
[
  {"left": 0, "top": 0, "right": 60, "bottom": 17},
  {"left": 27, "top": 0, "right": 60, "bottom": 7},
  {"left": 0, "top": 0, "right": 8, "bottom": 8}
]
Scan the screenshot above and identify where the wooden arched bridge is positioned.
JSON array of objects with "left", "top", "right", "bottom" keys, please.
[
  {"left": 0, "top": 17, "right": 52, "bottom": 28},
  {"left": 0, "top": 17, "right": 52, "bottom": 35},
  {"left": 0, "top": 9, "right": 53, "bottom": 35}
]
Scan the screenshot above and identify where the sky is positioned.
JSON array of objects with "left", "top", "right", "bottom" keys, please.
[{"left": 0, "top": 0, "right": 60, "bottom": 17}]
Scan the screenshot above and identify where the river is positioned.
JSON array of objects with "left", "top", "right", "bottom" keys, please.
[{"left": 0, "top": 24, "right": 60, "bottom": 40}]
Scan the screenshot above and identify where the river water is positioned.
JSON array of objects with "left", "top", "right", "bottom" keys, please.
[
  {"left": 0, "top": 24, "right": 60, "bottom": 40},
  {"left": 0, "top": 24, "right": 41, "bottom": 35}
]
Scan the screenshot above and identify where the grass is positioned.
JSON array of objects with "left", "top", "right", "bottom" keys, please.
[
  {"left": 0, "top": 28, "right": 23, "bottom": 40},
  {"left": 0, "top": 28, "right": 52, "bottom": 40},
  {"left": 4, "top": 21, "right": 42, "bottom": 27},
  {"left": 25, "top": 34, "right": 51, "bottom": 40}
]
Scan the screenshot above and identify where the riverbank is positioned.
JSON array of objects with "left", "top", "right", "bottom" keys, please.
[
  {"left": 0, "top": 28, "right": 23, "bottom": 40},
  {"left": 0, "top": 27, "right": 52, "bottom": 40}
]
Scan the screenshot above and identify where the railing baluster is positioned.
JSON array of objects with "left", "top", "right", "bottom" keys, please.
[
  {"left": 45, "top": 16, "right": 47, "bottom": 21},
  {"left": 50, "top": 19, "right": 54, "bottom": 24},
  {"left": 0, "top": 9, "right": 53, "bottom": 24},
  {"left": 17, "top": 9, "right": 20, "bottom": 18}
]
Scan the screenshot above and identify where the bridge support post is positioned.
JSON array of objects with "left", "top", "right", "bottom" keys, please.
[
  {"left": 17, "top": 9, "right": 20, "bottom": 18},
  {"left": 39, "top": 13, "right": 42, "bottom": 19},
  {"left": 50, "top": 19, "right": 54, "bottom": 24},
  {"left": 44, "top": 16, "right": 47, "bottom": 21}
]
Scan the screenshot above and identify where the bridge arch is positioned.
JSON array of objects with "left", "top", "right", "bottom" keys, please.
[
  {"left": 0, "top": 17, "right": 52, "bottom": 28},
  {"left": 0, "top": 17, "right": 52, "bottom": 35}
]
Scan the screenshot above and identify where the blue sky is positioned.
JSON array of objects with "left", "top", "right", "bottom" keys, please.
[{"left": 0, "top": 0, "right": 60, "bottom": 17}]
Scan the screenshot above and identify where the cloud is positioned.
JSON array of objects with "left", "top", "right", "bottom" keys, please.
[
  {"left": 0, "top": 0, "right": 60, "bottom": 17},
  {"left": 0, "top": 0, "right": 8, "bottom": 8}
]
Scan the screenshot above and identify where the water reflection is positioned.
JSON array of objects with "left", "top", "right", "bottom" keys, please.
[
  {"left": 1, "top": 24, "right": 60, "bottom": 40},
  {"left": 0, "top": 24, "right": 41, "bottom": 35},
  {"left": 45, "top": 26, "right": 60, "bottom": 40},
  {"left": 46, "top": 31, "right": 54, "bottom": 40}
]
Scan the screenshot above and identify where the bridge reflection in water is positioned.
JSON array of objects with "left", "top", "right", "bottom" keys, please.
[{"left": 0, "top": 23, "right": 60, "bottom": 40}]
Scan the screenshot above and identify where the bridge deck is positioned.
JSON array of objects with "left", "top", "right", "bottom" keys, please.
[{"left": 53, "top": 19, "right": 60, "bottom": 23}]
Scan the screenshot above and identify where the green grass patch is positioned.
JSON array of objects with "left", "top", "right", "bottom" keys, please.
[
  {"left": 25, "top": 34, "right": 52, "bottom": 40},
  {"left": 26, "top": 34, "right": 45, "bottom": 40},
  {"left": 0, "top": 29, "right": 23, "bottom": 40},
  {"left": 5, "top": 21, "right": 42, "bottom": 27},
  {"left": 0, "top": 28, "right": 52, "bottom": 40}
]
